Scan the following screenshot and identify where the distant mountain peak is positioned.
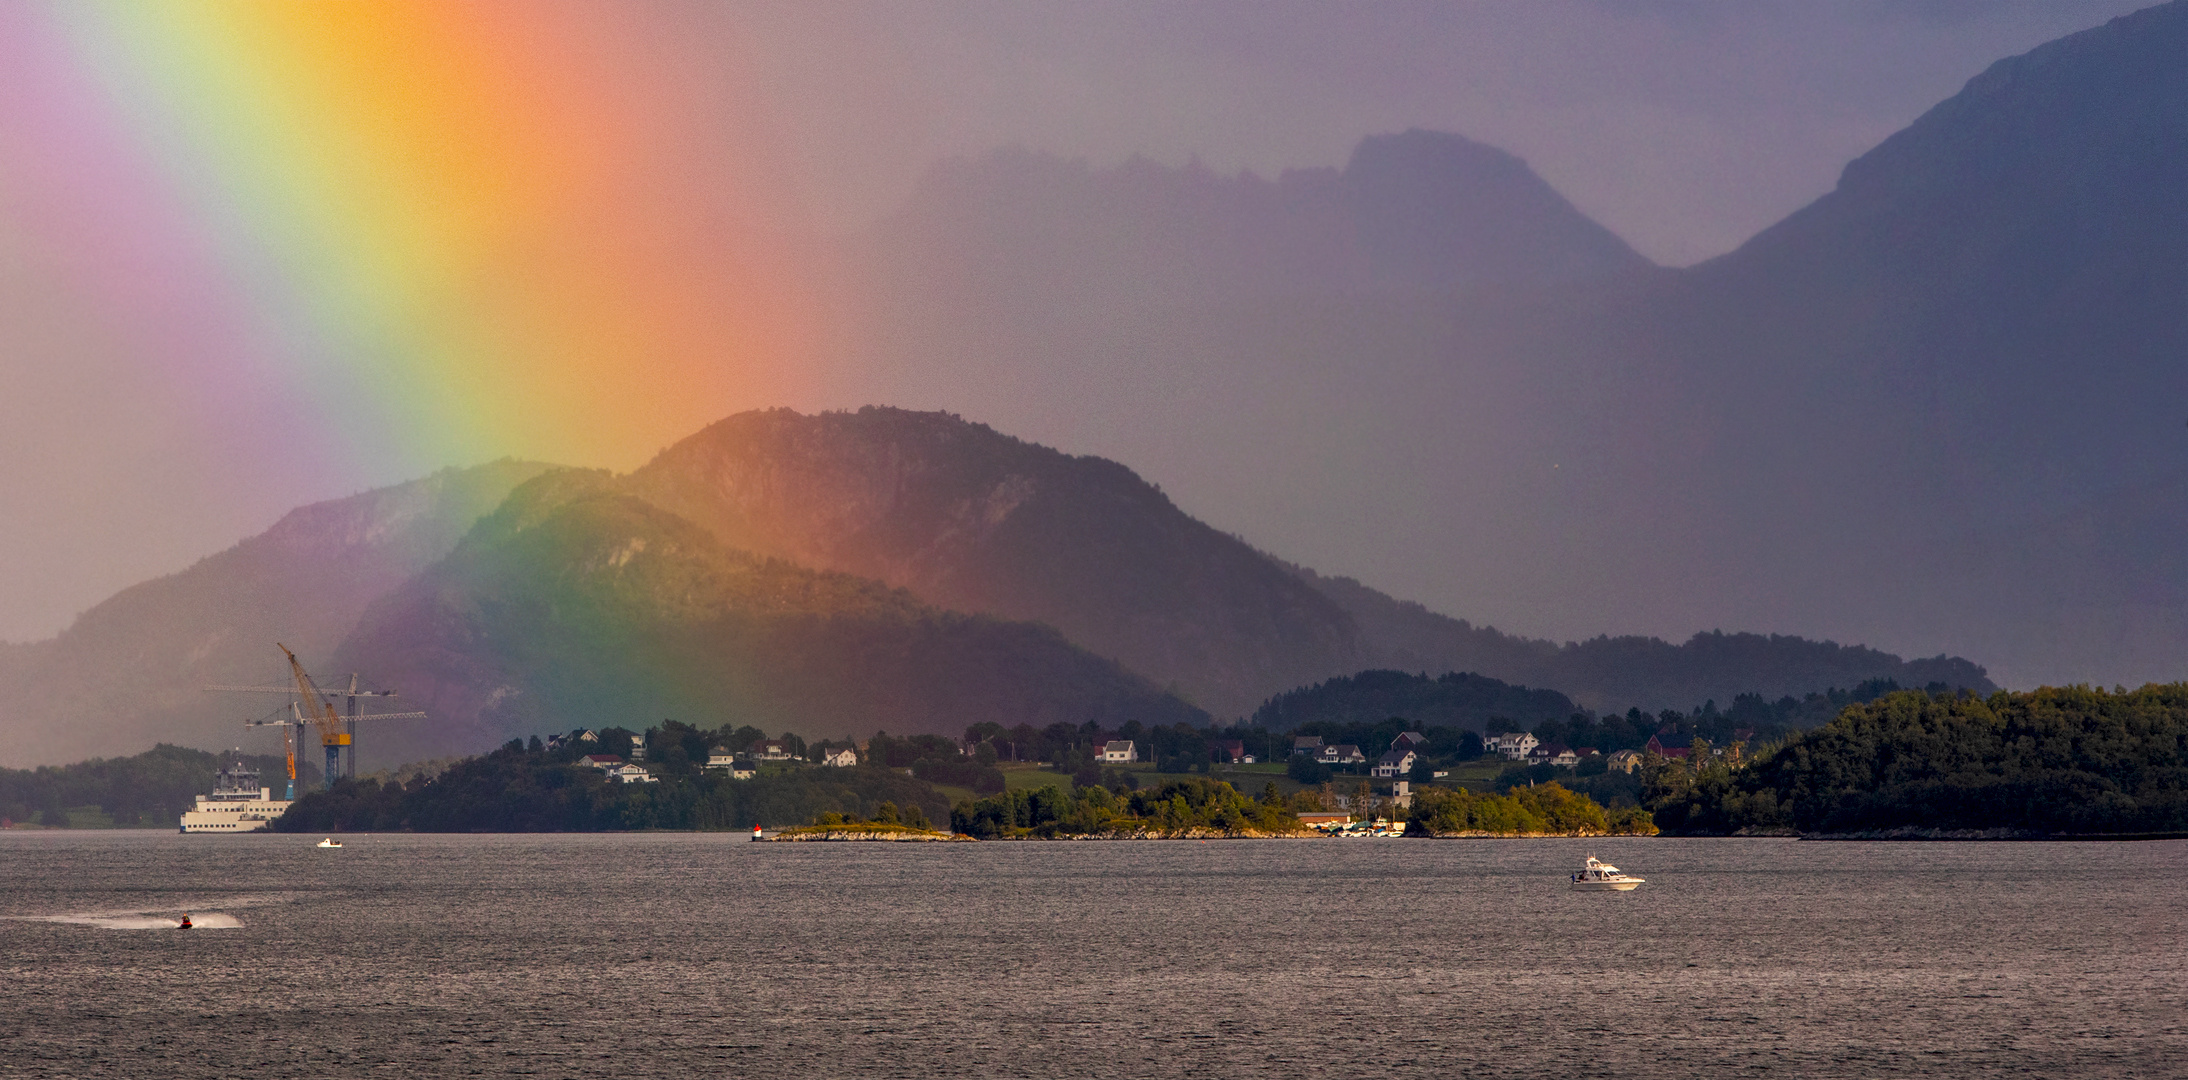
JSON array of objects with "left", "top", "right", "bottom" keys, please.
[
  {"left": 874, "top": 129, "right": 1649, "bottom": 305},
  {"left": 1344, "top": 128, "right": 1648, "bottom": 287}
]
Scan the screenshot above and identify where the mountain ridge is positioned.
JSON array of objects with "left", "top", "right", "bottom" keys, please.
[{"left": 334, "top": 468, "right": 1210, "bottom": 762}]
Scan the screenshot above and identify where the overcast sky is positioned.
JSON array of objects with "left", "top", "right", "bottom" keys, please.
[{"left": 0, "top": 0, "right": 2161, "bottom": 642}]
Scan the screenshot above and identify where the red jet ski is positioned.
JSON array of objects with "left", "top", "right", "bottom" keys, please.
[{"left": 177, "top": 914, "right": 193, "bottom": 929}]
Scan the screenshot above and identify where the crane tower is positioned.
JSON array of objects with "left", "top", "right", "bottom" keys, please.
[{"left": 209, "top": 646, "right": 425, "bottom": 790}]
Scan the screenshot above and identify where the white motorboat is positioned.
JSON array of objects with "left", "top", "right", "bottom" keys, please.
[
  {"left": 316, "top": 838, "right": 342, "bottom": 848},
  {"left": 1570, "top": 855, "right": 1644, "bottom": 891}
]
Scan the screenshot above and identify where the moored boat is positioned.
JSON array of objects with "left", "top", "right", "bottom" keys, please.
[
  {"left": 316, "top": 838, "right": 342, "bottom": 848},
  {"left": 178, "top": 761, "right": 293, "bottom": 833},
  {"left": 1570, "top": 855, "right": 1644, "bottom": 891}
]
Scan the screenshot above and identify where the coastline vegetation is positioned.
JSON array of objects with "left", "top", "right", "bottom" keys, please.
[
  {"left": 274, "top": 729, "right": 949, "bottom": 832},
  {"left": 1644, "top": 685, "right": 2188, "bottom": 836},
  {"left": 1407, "top": 783, "right": 1656, "bottom": 837},
  {"left": 949, "top": 776, "right": 1303, "bottom": 838}
]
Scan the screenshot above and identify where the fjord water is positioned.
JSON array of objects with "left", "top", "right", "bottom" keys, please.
[{"left": 1, "top": 834, "right": 2180, "bottom": 1078}]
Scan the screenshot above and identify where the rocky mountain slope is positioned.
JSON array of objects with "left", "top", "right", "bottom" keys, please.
[
  {"left": 335, "top": 470, "right": 1206, "bottom": 763},
  {"left": 624, "top": 407, "right": 1364, "bottom": 716}
]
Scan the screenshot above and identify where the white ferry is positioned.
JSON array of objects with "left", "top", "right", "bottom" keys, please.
[
  {"left": 1569, "top": 855, "right": 1644, "bottom": 891},
  {"left": 179, "top": 761, "right": 293, "bottom": 833}
]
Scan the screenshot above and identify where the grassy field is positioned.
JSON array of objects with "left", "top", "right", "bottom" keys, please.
[
  {"left": 998, "top": 763, "right": 1070, "bottom": 793},
  {"left": 1437, "top": 758, "right": 1512, "bottom": 792}
]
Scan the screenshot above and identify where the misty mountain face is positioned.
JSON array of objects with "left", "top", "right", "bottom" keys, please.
[
  {"left": 832, "top": 6, "right": 2188, "bottom": 690},
  {"left": 1595, "top": 2, "right": 2188, "bottom": 680},
  {"left": 624, "top": 407, "right": 1365, "bottom": 717},
  {"left": 336, "top": 469, "right": 1206, "bottom": 761},
  {"left": 0, "top": 461, "right": 553, "bottom": 766},
  {"left": 865, "top": 129, "right": 1647, "bottom": 315},
  {"left": 1342, "top": 130, "right": 1648, "bottom": 289}
]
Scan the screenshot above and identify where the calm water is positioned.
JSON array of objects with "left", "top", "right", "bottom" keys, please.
[{"left": 1, "top": 833, "right": 2182, "bottom": 1078}]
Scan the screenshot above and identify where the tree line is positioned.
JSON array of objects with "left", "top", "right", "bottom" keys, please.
[
  {"left": 0, "top": 744, "right": 307, "bottom": 828},
  {"left": 275, "top": 727, "right": 949, "bottom": 832},
  {"left": 1406, "top": 783, "right": 1655, "bottom": 836},
  {"left": 948, "top": 776, "right": 1298, "bottom": 838},
  {"left": 1643, "top": 684, "right": 2188, "bottom": 835}
]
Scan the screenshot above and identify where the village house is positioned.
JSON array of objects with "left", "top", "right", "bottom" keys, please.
[
  {"left": 606, "top": 763, "right": 657, "bottom": 784},
  {"left": 1645, "top": 732, "right": 1691, "bottom": 760},
  {"left": 753, "top": 740, "right": 794, "bottom": 761},
  {"left": 582, "top": 754, "right": 622, "bottom": 770},
  {"left": 1489, "top": 732, "right": 1539, "bottom": 760},
  {"left": 822, "top": 748, "right": 858, "bottom": 768},
  {"left": 1372, "top": 748, "right": 1417, "bottom": 778},
  {"left": 1391, "top": 731, "right": 1429, "bottom": 753},
  {"left": 1296, "top": 811, "right": 1352, "bottom": 831},
  {"left": 705, "top": 750, "right": 739, "bottom": 771},
  {"left": 546, "top": 729, "right": 599, "bottom": 751},
  {"left": 728, "top": 762, "right": 756, "bottom": 780},
  {"left": 1606, "top": 749, "right": 1644, "bottom": 774},
  {"left": 1211, "top": 740, "right": 1252, "bottom": 764},
  {"left": 1527, "top": 742, "right": 1581, "bottom": 768},
  {"left": 1388, "top": 780, "right": 1414, "bottom": 811},
  {"left": 1291, "top": 736, "right": 1324, "bottom": 755},
  {"left": 1100, "top": 740, "right": 1137, "bottom": 763},
  {"left": 1316, "top": 744, "right": 1367, "bottom": 766}
]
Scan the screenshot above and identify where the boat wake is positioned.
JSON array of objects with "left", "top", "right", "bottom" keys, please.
[
  {"left": 2, "top": 893, "right": 295, "bottom": 930},
  {"left": 12, "top": 911, "right": 244, "bottom": 930}
]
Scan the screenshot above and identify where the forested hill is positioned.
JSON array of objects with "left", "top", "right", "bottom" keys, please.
[
  {"left": 1647, "top": 685, "right": 2188, "bottom": 837},
  {"left": 1294, "top": 568, "right": 1994, "bottom": 712},
  {"left": 335, "top": 471, "right": 1204, "bottom": 763},
  {"left": 1252, "top": 670, "right": 1576, "bottom": 731},
  {"left": 0, "top": 744, "right": 307, "bottom": 828}
]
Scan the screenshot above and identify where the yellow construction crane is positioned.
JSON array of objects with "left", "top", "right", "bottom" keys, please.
[
  {"left": 281, "top": 642, "right": 350, "bottom": 789},
  {"left": 210, "top": 645, "right": 425, "bottom": 792}
]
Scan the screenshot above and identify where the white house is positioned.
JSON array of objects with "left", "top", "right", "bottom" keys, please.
[
  {"left": 822, "top": 748, "right": 858, "bottom": 768},
  {"left": 1490, "top": 733, "right": 1539, "bottom": 760},
  {"left": 1372, "top": 748, "right": 1417, "bottom": 778},
  {"left": 1316, "top": 744, "right": 1366, "bottom": 766},
  {"left": 1606, "top": 749, "right": 1644, "bottom": 774},
  {"left": 705, "top": 751, "right": 738, "bottom": 770},
  {"left": 729, "top": 762, "right": 756, "bottom": 781},
  {"left": 1100, "top": 740, "right": 1136, "bottom": 763},
  {"left": 607, "top": 764, "right": 657, "bottom": 784},
  {"left": 547, "top": 729, "right": 599, "bottom": 751},
  {"left": 754, "top": 740, "right": 794, "bottom": 761}
]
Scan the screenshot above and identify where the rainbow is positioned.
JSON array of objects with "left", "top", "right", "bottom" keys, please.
[{"left": 0, "top": 1, "right": 821, "bottom": 481}]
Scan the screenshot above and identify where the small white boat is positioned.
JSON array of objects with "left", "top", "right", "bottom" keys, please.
[
  {"left": 316, "top": 838, "right": 342, "bottom": 849},
  {"left": 1570, "top": 855, "right": 1643, "bottom": 891}
]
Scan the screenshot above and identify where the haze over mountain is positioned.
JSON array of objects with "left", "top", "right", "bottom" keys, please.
[
  {"left": 0, "top": 462, "right": 551, "bottom": 765},
  {"left": 831, "top": 3, "right": 2188, "bottom": 691},
  {"left": 867, "top": 129, "right": 1645, "bottom": 313},
  {"left": 0, "top": 406, "right": 1988, "bottom": 767}
]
